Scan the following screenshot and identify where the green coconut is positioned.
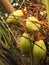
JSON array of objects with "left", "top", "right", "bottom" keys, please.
[
  {"left": 6, "top": 10, "right": 24, "bottom": 24},
  {"left": 33, "top": 40, "right": 47, "bottom": 60},
  {"left": 19, "top": 33, "right": 33, "bottom": 54},
  {"left": 26, "top": 16, "right": 41, "bottom": 32},
  {"left": 27, "top": 16, "right": 38, "bottom": 22}
]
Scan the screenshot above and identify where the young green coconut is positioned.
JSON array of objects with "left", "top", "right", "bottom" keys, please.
[
  {"left": 26, "top": 16, "right": 41, "bottom": 32},
  {"left": 19, "top": 33, "right": 33, "bottom": 54},
  {"left": 33, "top": 40, "right": 47, "bottom": 60},
  {"left": 6, "top": 10, "right": 24, "bottom": 24}
]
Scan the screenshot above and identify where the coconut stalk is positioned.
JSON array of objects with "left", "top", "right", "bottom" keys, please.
[
  {"left": 0, "top": 17, "right": 27, "bottom": 65},
  {"left": 0, "top": 0, "right": 15, "bottom": 14}
]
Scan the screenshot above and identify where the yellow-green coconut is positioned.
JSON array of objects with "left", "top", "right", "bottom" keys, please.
[
  {"left": 26, "top": 16, "right": 41, "bottom": 32},
  {"left": 6, "top": 10, "right": 24, "bottom": 24},
  {"left": 33, "top": 40, "right": 47, "bottom": 60},
  {"left": 19, "top": 33, "right": 32, "bottom": 54}
]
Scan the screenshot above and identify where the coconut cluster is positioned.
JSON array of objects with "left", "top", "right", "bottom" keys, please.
[{"left": 6, "top": 10, "right": 47, "bottom": 61}]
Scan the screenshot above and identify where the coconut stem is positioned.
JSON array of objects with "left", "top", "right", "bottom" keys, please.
[{"left": 0, "top": 0, "right": 15, "bottom": 14}]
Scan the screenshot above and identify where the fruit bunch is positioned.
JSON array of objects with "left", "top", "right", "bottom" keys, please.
[
  {"left": 0, "top": 0, "right": 49, "bottom": 65},
  {"left": 6, "top": 9, "right": 48, "bottom": 62}
]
